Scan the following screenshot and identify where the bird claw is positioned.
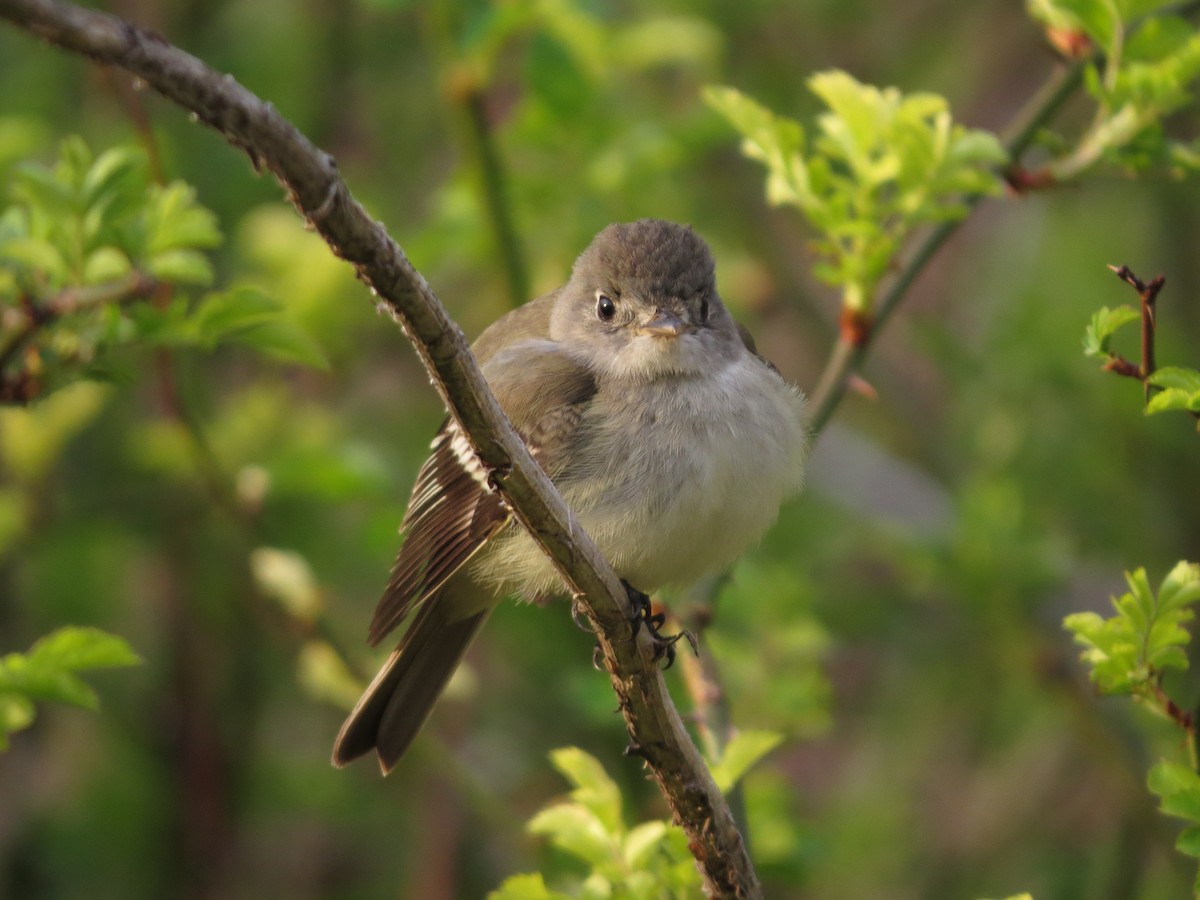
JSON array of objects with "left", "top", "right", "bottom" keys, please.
[
  {"left": 571, "top": 597, "right": 596, "bottom": 634},
  {"left": 623, "top": 581, "right": 697, "bottom": 670}
]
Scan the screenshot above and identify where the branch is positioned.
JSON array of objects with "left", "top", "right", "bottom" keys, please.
[
  {"left": 0, "top": 1, "right": 761, "bottom": 895},
  {"left": 1105, "top": 264, "right": 1164, "bottom": 393},
  {"left": 0, "top": 270, "right": 160, "bottom": 403}
]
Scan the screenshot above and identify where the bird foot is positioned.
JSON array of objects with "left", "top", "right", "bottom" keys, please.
[{"left": 623, "top": 581, "right": 697, "bottom": 669}]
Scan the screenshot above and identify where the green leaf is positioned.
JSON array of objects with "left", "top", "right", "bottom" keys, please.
[
  {"left": 527, "top": 803, "right": 616, "bottom": 869},
  {"left": 82, "top": 247, "right": 132, "bottom": 284},
  {"left": 0, "top": 626, "right": 141, "bottom": 738},
  {"left": 1148, "top": 366, "right": 1200, "bottom": 393},
  {"left": 622, "top": 821, "right": 669, "bottom": 869},
  {"left": 488, "top": 873, "right": 573, "bottom": 900},
  {"left": 0, "top": 694, "right": 35, "bottom": 749},
  {"left": 222, "top": 319, "right": 330, "bottom": 370},
  {"left": 1145, "top": 368, "right": 1200, "bottom": 415},
  {"left": 708, "top": 72, "right": 1001, "bottom": 312},
  {"left": 1144, "top": 387, "right": 1200, "bottom": 414},
  {"left": 27, "top": 626, "right": 141, "bottom": 672},
  {"left": 188, "top": 287, "right": 328, "bottom": 368},
  {"left": 1066, "top": 562, "right": 1200, "bottom": 697},
  {"left": 1178, "top": 825, "right": 1200, "bottom": 859},
  {"left": 1149, "top": 761, "right": 1200, "bottom": 823},
  {"left": 81, "top": 145, "right": 146, "bottom": 210},
  {"left": 143, "top": 181, "right": 222, "bottom": 254},
  {"left": 710, "top": 730, "right": 784, "bottom": 793},
  {"left": 1082, "top": 304, "right": 1139, "bottom": 358},
  {"left": 145, "top": 248, "right": 214, "bottom": 286},
  {"left": 548, "top": 747, "right": 623, "bottom": 833},
  {"left": 1156, "top": 561, "right": 1200, "bottom": 613}
]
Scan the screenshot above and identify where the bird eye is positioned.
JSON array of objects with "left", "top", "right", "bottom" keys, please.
[
  {"left": 699, "top": 296, "right": 710, "bottom": 323},
  {"left": 596, "top": 292, "right": 616, "bottom": 322}
]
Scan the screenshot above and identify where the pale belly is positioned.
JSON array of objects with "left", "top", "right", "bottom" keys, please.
[{"left": 475, "top": 356, "right": 807, "bottom": 599}]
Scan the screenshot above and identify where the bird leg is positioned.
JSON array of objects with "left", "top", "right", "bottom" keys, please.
[{"left": 623, "top": 581, "right": 697, "bottom": 669}]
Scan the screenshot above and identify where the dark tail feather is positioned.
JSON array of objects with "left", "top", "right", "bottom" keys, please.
[{"left": 332, "top": 602, "right": 490, "bottom": 774}]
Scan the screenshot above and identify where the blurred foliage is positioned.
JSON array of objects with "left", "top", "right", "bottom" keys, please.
[
  {"left": 1066, "top": 562, "right": 1200, "bottom": 697},
  {"left": 2, "top": 0, "right": 1200, "bottom": 899},
  {"left": 1029, "top": 0, "right": 1200, "bottom": 177},
  {"left": 1066, "top": 562, "right": 1200, "bottom": 888},
  {"left": 0, "top": 626, "right": 140, "bottom": 749},
  {"left": 490, "top": 736, "right": 781, "bottom": 898}
]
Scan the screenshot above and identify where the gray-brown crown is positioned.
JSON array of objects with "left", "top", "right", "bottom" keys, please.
[{"left": 572, "top": 219, "right": 715, "bottom": 301}]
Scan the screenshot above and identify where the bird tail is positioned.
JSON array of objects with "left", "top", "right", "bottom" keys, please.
[{"left": 332, "top": 597, "right": 490, "bottom": 774}]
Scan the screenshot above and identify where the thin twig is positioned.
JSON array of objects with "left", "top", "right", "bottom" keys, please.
[
  {"left": 1105, "top": 264, "right": 1164, "bottom": 395},
  {"left": 0, "top": 1, "right": 761, "bottom": 894},
  {"left": 461, "top": 86, "right": 530, "bottom": 308}
]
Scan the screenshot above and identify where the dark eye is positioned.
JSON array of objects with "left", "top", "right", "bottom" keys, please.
[
  {"left": 699, "top": 296, "right": 710, "bottom": 323},
  {"left": 596, "top": 292, "right": 616, "bottom": 322}
]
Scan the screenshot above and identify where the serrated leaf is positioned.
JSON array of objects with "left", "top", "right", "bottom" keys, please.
[
  {"left": 622, "top": 821, "right": 669, "bottom": 868},
  {"left": 1178, "top": 825, "right": 1200, "bottom": 859},
  {"left": 527, "top": 804, "right": 615, "bottom": 868},
  {"left": 1144, "top": 387, "right": 1200, "bottom": 414},
  {"left": 145, "top": 249, "right": 213, "bottom": 286},
  {"left": 27, "top": 626, "right": 141, "bottom": 672},
  {"left": 1157, "top": 561, "right": 1200, "bottom": 612},
  {"left": 709, "top": 72, "right": 1000, "bottom": 311},
  {"left": 81, "top": 146, "right": 146, "bottom": 210},
  {"left": 193, "top": 287, "right": 279, "bottom": 339},
  {"left": 1083, "top": 304, "right": 1139, "bottom": 357},
  {"left": 144, "top": 182, "right": 221, "bottom": 253},
  {"left": 11, "top": 162, "right": 77, "bottom": 216},
  {"left": 82, "top": 247, "right": 132, "bottom": 285},
  {"left": 549, "top": 747, "right": 623, "bottom": 833},
  {"left": 1068, "top": 562, "right": 1200, "bottom": 697},
  {"left": 1148, "top": 366, "right": 1200, "bottom": 393},
  {"left": 710, "top": 730, "right": 784, "bottom": 793},
  {"left": 1151, "top": 760, "right": 1200, "bottom": 797}
]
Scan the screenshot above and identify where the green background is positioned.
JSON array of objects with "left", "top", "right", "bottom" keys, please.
[{"left": 2, "top": 0, "right": 1200, "bottom": 897}]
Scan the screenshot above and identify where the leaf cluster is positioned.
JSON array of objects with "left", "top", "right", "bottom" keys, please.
[
  {"left": 0, "top": 136, "right": 325, "bottom": 399},
  {"left": 0, "top": 627, "right": 140, "bottom": 750},
  {"left": 0, "top": 135, "right": 219, "bottom": 297},
  {"left": 1083, "top": 305, "right": 1200, "bottom": 420},
  {"left": 1030, "top": 1, "right": 1200, "bottom": 177},
  {"left": 1063, "top": 561, "right": 1200, "bottom": 697},
  {"left": 493, "top": 734, "right": 781, "bottom": 899},
  {"left": 1148, "top": 760, "right": 1200, "bottom": 892},
  {"left": 704, "top": 72, "right": 1005, "bottom": 312},
  {"left": 1065, "top": 563, "right": 1200, "bottom": 884}
]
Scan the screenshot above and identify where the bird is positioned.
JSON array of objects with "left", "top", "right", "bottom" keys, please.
[{"left": 332, "top": 218, "right": 808, "bottom": 773}]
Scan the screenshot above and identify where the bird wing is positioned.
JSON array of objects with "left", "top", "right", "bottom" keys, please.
[{"left": 367, "top": 340, "right": 596, "bottom": 646}]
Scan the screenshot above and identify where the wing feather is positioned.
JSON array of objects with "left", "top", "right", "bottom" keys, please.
[
  {"left": 367, "top": 422, "right": 508, "bottom": 645},
  {"left": 366, "top": 340, "right": 597, "bottom": 646}
]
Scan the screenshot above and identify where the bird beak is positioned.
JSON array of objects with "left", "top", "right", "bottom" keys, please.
[{"left": 638, "top": 309, "right": 687, "bottom": 338}]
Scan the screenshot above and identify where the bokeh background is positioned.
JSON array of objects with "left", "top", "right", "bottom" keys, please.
[{"left": 3, "top": 0, "right": 1200, "bottom": 897}]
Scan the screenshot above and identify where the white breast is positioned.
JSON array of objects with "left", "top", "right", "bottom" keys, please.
[{"left": 479, "top": 356, "right": 807, "bottom": 599}]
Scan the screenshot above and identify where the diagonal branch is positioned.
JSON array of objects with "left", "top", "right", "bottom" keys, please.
[{"left": 0, "top": 0, "right": 760, "bottom": 895}]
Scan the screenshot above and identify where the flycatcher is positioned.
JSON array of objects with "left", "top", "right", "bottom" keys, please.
[{"left": 333, "top": 219, "right": 808, "bottom": 773}]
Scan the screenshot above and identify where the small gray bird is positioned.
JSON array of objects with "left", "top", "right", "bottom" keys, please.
[{"left": 333, "top": 219, "right": 808, "bottom": 773}]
